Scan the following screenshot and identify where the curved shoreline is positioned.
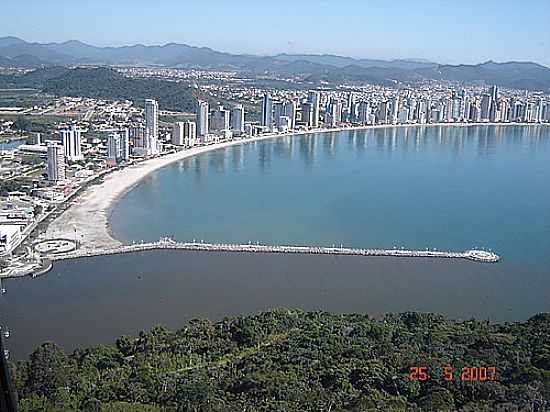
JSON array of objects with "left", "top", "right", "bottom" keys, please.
[{"left": 44, "top": 122, "right": 548, "bottom": 251}]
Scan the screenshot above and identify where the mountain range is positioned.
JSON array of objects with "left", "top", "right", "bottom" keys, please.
[{"left": 1, "top": 36, "right": 550, "bottom": 90}]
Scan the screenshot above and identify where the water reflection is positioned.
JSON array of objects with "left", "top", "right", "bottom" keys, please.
[{"left": 171, "top": 125, "right": 549, "bottom": 183}]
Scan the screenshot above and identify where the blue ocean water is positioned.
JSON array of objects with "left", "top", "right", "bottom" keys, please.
[
  {"left": 111, "top": 125, "right": 550, "bottom": 267},
  {"left": 4, "top": 125, "right": 550, "bottom": 358}
]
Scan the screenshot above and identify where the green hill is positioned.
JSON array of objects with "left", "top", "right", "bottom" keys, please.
[
  {"left": 11, "top": 310, "right": 550, "bottom": 411},
  {"left": 0, "top": 67, "right": 196, "bottom": 112}
]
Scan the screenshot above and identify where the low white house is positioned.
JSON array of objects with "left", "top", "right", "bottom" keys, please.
[{"left": 0, "top": 224, "right": 22, "bottom": 255}]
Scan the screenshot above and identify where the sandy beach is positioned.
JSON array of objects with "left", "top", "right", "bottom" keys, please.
[{"left": 44, "top": 122, "right": 547, "bottom": 250}]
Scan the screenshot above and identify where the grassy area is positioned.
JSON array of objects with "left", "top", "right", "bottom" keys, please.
[
  {"left": 0, "top": 88, "right": 55, "bottom": 108},
  {"left": 159, "top": 112, "right": 196, "bottom": 124},
  {"left": 0, "top": 113, "right": 79, "bottom": 134}
]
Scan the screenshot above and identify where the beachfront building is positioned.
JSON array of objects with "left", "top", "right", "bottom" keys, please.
[
  {"left": 261, "top": 94, "right": 273, "bottom": 131},
  {"left": 129, "top": 126, "right": 145, "bottom": 155},
  {"left": 107, "top": 130, "right": 130, "bottom": 165},
  {"left": 300, "top": 102, "right": 313, "bottom": 126},
  {"left": 172, "top": 121, "right": 197, "bottom": 147},
  {"left": 283, "top": 100, "right": 297, "bottom": 130},
  {"left": 47, "top": 142, "right": 66, "bottom": 182},
  {"left": 197, "top": 100, "right": 209, "bottom": 140},
  {"left": 211, "top": 106, "right": 230, "bottom": 132},
  {"left": 183, "top": 121, "right": 197, "bottom": 147},
  {"left": 325, "top": 98, "right": 343, "bottom": 127},
  {"left": 172, "top": 122, "right": 185, "bottom": 146},
  {"left": 144, "top": 99, "right": 159, "bottom": 155},
  {"left": 59, "top": 125, "right": 83, "bottom": 161},
  {"left": 231, "top": 105, "right": 245, "bottom": 136},
  {"left": 308, "top": 91, "right": 320, "bottom": 128}
]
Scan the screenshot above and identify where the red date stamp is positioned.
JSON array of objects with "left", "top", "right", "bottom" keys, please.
[{"left": 409, "top": 366, "right": 496, "bottom": 381}]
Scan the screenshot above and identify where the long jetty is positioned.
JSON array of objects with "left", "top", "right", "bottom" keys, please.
[{"left": 46, "top": 239, "right": 500, "bottom": 263}]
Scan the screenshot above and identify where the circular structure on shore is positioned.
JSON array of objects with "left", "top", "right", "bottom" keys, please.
[{"left": 34, "top": 238, "right": 78, "bottom": 255}]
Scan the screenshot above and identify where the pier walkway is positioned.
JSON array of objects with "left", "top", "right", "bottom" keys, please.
[{"left": 46, "top": 238, "right": 500, "bottom": 263}]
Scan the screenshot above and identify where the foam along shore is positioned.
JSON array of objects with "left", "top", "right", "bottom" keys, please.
[{"left": 44, "top": 122, "right": 546, "bottom": 251}]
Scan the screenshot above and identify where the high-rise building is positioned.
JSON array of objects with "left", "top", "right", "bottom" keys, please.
[
  {"left": 358, "top": 101, "right": 371, "bottom": 124},
  {"left": 300, "top": 102, "right": 313, "bottom": 126},
  {"left": 376, "top": 101, "right": 389, "bottom": 124},
  {"left": 183, "top": 121, "right": 197, "bottom": 146},
  {"left": 418, "top": 99, "right": 432, "bottom": 124},
  {"left": 489, "top": 85, "right": 498, "bottom": 102},
  {"left": 107, "top": 130, "right": 129, "bottom": 165},
  {"left": 211, "top": 106, "right": 231, "bottom": 132},
  {"left": 119, "top": 128, "right": 130, "bottom": 161},
  {"left": 129, "top": 126, "right": 145, "bottom": 153},
  {"left": 273, "top": 101, "right": 286, "bottom": 130},
  {"left": 480, "top": 94, "right": 492, "bottom": 120},
  {"left": 231, "top": 105, "right": 245, "bottom": 135},
  {"left": 144, "top": 99, "right": 159, "bottom": 155},
  {"left": 347, "top": 92, "right": 355, "bottom": 112},
  {"left": 498, "top": 101, "right": 510, "bottom": 122},
  {"left": 443, "top": 99, "right": 454, "bottom": 122},
  {"left": 452, "top": 98, "right": 462, "bottom": 121},
  {"left": 348, "top": 100, "right": 358, "bottom": 123},
  {"left": 47, "top": 142, "right": 65, "bottom": 181},
  {"left": 397, "top": 108, "right": 409, "bottom": 124},
  {"left": 283, "top": 100, "right": 297, "bottom": 129},
  {"left": 172, "top": 122, "right": 186, "bottom": 146},
  {"left": 464, "top": 98, "right": 472, "bottom": 122},
  {"left": 261, "top": 94, "right": 273, "bottom": 131},
  {"left": 325, "top": 98, "right": 342, "bottom": 127},
  {"left": 536, "top": 98, "right": 545, "bottom": 123},
  {"left": 307, "top": 91, "right": 320, "bottom": 128},
  {"left": 390, "top": 95, "right": 400, "bottom": 124},
  {"left": 197, "top": 100, "right": 209, "bottom": 138},
  {"left": 59, "top": 125, "right": 83, "bottom": 161}
]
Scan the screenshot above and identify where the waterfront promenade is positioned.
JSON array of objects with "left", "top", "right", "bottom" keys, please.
[{"left": 45, "top": 238, "right": 500, "bottom": 264}]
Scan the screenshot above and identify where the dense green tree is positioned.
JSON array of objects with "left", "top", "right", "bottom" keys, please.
[
  {"left": 14, "top": 311, "right": 550, "bottom": 411},
  {"left": 14, "top": 115, "right": 32, "bottom": 131}
]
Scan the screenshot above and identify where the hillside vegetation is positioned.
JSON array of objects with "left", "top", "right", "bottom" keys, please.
[
  {"left": 12, "top": 310, "right": 550, "bottom": 411},
  {"left": 0, "top": 67, "right": 196, "bottom": 112}
]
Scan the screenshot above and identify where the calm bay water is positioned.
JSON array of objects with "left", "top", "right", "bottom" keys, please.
[{"left": 3, "top": 125, "right": 550, "bottom": 358}]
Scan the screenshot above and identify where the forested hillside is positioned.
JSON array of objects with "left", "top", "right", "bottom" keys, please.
[
  {"left": 12, "top": 310, "right": 550, "bottom": 411},
  {"left": 0, "top": 67, "right": 196, "bottom": 112}
]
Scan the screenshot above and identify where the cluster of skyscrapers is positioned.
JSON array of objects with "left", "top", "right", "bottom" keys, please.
[
  {"left": 258, "top": 86, "right": 549, "bottom": 131},
  {"left": 130, "top": 99, "right": 160, "bottom": 156},
  {"left": 45, "top": 86, "right": 550, "bottom": 182},
  {"left": 47, "top": 125, "right": 85, "bottom": 181},
  {"left": 174, "top": 85, "right": 550, "bottom": 149}
]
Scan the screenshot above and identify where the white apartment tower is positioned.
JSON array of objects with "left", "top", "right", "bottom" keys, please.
[
  {"left": 183, "top": 121, "right": 197, "bottom": 146},
  {"left": 59, "top": 125, "right": 83, "bottom": 161},
  {"left": 144, "top": 99, "right": 159, "bottom": 155},
  {"left": 197, "top": 100, "right": 209, "bottom": 138},
  {"left": 47, "top": 142, "right": 66, "bottom": 181},
  {"left": 211, "top": 106, "right": 230, "bottom": 132},
  {"left": 261, "top": 94, "right": 273, "bottom": 131},
  {"left": 283, "top": 100, "right": 296, "bottom": 129},
  {"left": 107, "top": 130, "right": 129, "bottom": 165},
  {"left": 231, "top": 105, "right": 245, "bottom": 135},
  {"left": 172, "top": 122, "right": 186, "bottom": 146},
  {"left": 308, "top": 91, "right": 320, "bottom": 128}
]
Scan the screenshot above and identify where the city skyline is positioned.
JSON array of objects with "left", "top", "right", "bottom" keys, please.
[{"left": 2, "top": 0, "right": 550, "bottom": 67}]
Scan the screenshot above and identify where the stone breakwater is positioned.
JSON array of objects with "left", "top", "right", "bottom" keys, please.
[{"left": 45, "top": 239, "right": 500, "bottom": 263}]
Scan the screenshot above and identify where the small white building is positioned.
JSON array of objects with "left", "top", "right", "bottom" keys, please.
[{"left": 0, "top": 224, "right": 22, "bottom": 255}]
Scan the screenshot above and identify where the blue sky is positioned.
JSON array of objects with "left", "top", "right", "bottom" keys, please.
[{"left": 3, "top": 0, "right": 549, "bottom": 66}]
